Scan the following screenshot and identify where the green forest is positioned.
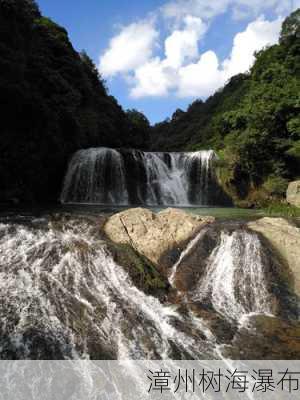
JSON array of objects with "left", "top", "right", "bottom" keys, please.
[{"left": 0, "top": 0, "right": 299, "bottom": 207}]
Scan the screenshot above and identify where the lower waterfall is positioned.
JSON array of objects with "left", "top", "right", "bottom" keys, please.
[
  {"left": 192, "top": 230, "right": 274, "bottom": 322},
  {"left": 0, "top": 214, "right": 293, "bottom": 360},
  {"left": 0, "top": 218, "right": 215, "bottom": 359},
  {"left": 61, "top": 148, "right": 220, "bottom": 206}
]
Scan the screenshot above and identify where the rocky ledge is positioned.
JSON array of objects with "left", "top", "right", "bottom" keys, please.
[
  {"left": 104, "top": 209, "right": 300, "bottom": 298},
  {"left": 248, "top": 217, "right": 300, "bottom": 297},
  {"left": 104, "top": 207, "right": 215, "bottom": 266},
  {"left": 287, "top": 180, "right": 300, "bottom": 208}
]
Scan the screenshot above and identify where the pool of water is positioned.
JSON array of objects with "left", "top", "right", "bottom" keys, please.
[
  {"left": 0, "top": 203, "right": 263, "bottom": 219},
  {"left": 1, "top": 203, "right": 299, "bottom": 223}
]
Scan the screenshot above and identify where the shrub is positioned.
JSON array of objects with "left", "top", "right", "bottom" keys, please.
[{"left": 263, "top": 176, "right": 289, "bottom": 197}]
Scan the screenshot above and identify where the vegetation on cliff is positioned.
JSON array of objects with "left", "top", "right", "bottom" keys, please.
[
  {"left": 0, "top": 0, "right": 144, "bottom": 204},
  {"left": 151, "top": 9, "right": 300, "bottom": 207}
]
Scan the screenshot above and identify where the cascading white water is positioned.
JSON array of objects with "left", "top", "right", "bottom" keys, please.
[
  {"left": 0, "top": 219, "right": 215, "bottom": 360},
  {"left": 0, "top": 215, "right": 286, "bottom": 361},
  {"left": 60, "top": 148, "right": 129, "bottom": 205},
  {"left": 169, "top": 228, "right": 209, "bottom": 287},
  {"left": 61, "top": 148, "right": 218, "bottom": 206},
  {"left": 143, "top": 152, "right": 189, "bottom": 206},
  {"left": 192, "top": 230, "right": 274, "bottom": 322}
]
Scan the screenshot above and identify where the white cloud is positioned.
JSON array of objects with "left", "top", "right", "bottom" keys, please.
[
  {"left": 99, "top": 21, "right": 158, "bottom": 77},
  {"left": 98, "top": 0, "right": 296, "bottom": 99},
  {"left": 130, "top": 16, "right": 206, "bottom": 98},
  {"left": 162, "top": 0, "right": 230, "bottom": 21},
  {"left": 162, "top": 0, "right": 294, "bottom": 22},
  {"left": 177, "top": 51, "right": 224, "bottom": 97},
  {"left": 231, "top": 0, "right": 294, "bottom": 20},
  {"left": 222, "top": 16, "right": 283, "bottom": 79},
  {"left": 164, "top": 16, "right": 207, "bottom": 68},
  {"left": 131, "top": 16, "right": 282, "bottom": 98},
  {"left": 131, "top": 58, "right": 173, "bottom": 98}
]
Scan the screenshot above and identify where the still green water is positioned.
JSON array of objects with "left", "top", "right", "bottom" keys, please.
[
  {"left": 57, "top": 204, "right": 281, "bottom": 221},
  {"left": 58, "top": 204, "right": 265, "bottom": 220},
  {"left": 1, "top": 204, "right": 299, "bottom": 223}
]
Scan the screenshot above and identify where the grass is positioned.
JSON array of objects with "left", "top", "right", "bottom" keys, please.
[{"left": 264, "top": 202, "right": 300, "bottom": 218}]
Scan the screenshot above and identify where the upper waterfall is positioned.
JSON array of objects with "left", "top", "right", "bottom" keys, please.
[{"left": 61, "top": 147, "right": 221, "bottom": 206}]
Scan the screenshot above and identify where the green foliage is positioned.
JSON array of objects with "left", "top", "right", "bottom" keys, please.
[
  {"left": 263, "top": 176, "right": 289, "bottom": 197},
  {"left": 35, "top": 17, "right": 69, "bottom": 43},
  {"left": 150, "top": 73, "right": 250, "bottom": 151},
  {"left": 280, "top": 8, "right": 300, "bottom": 45},
  {"left": 0, "top": 0, "right": 40, "bottom": 21},
  {"left": 286, "top": 140, "right": 300, "bottom": 159},
  {"left": 265, "top": 202, "right": 300, "bottom": 218},
  {"left": 126, "top": 109, "right": 151, "bottom": 149},
  {"left": 287, "top": 117, "right": 300, "bottom": 139}
]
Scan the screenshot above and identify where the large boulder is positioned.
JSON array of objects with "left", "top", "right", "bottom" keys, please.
[
  {"left": 104, "top": 208, "right": 214, "bottom": 266},
  {"left": 287, "top": 180, "right": 300, "bottom": 207},
  {"left": 248, "top": 218, "right": 300, "bottom": 296}
]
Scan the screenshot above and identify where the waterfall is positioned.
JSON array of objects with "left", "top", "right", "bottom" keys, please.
[
  {"left": 61, "top": 148, "right": 218, "bottom": 206},
  {"left": 60, "top": 148, "right": 129, "bottom": 205},
  {"left": 0, "top": 216, "right": 285, "bottom": 360},
  {"left": 0, "top": 218, "right": 216, "bottom": 360},
  {"left": 192, "top": 230, "right": 274, "bottom": 322}
]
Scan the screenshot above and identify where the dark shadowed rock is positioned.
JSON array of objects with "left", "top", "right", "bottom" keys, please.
[{"left": 222, "top": 314, "right": 300, "bottom": 360}]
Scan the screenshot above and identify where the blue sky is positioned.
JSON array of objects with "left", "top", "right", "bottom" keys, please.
[{"left": 37, "top": 0, "right": 298, "bottom": 124}]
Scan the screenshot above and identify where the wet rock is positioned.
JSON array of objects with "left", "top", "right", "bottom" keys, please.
[
  {"left": 0, "top": 327, "right": 74, "bottom": 360},
  {"left": 108, "top": 242, "right": 169, "bottom": 299},
  {"left": 104, "top": 208, "right": 214, "bottom": 268},
  {"left": 248, "top": 218, "right": 300, "bottom": 297},
  {"left": 189, "top": 303, "right": 237, "bottom": 344},
  {"left": 287, "top": 180, "right": 300, "bottom": 207},
  {"left": 168, "top": 227, "right": 220, "bottom": 292},
  {"left": 222, "top": 315, "right": 300, "bottom": 360}
]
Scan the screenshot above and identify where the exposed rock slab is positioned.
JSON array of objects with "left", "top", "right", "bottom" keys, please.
[
  {"left": 104, "top": 208, "right": 215, "bottom": 266},
  {"left": 248, "top": 217, "right": 300, "bottom": 296},
  {"left": 287, "top": 180, "right": 300, "bottom": 207},
  {"left": 222, "top": 315, "right": 300, "bottom": 359}
]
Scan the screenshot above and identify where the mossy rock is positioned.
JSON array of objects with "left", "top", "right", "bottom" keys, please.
[{"left": 108, "top": 242, "right": 170, "bottom": 300}]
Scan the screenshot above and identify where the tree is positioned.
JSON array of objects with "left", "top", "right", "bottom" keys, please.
[
  {"left": 172, "top": 109, "right": 185, "bottom": 121},
  {"left": 280, "top": 8, "right": 300, "bottom": 45},
  {"left": 126, "top": 109, "right": 151, "bottom": 149}
]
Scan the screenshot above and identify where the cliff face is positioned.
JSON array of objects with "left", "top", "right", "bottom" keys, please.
[{"left": 0, "top": 0, "right": 136, "bottom": 204}]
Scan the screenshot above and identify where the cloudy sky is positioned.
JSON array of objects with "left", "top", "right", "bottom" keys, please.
[{"left": 38, "top": 0, "right": 299, "bottom": 123}]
